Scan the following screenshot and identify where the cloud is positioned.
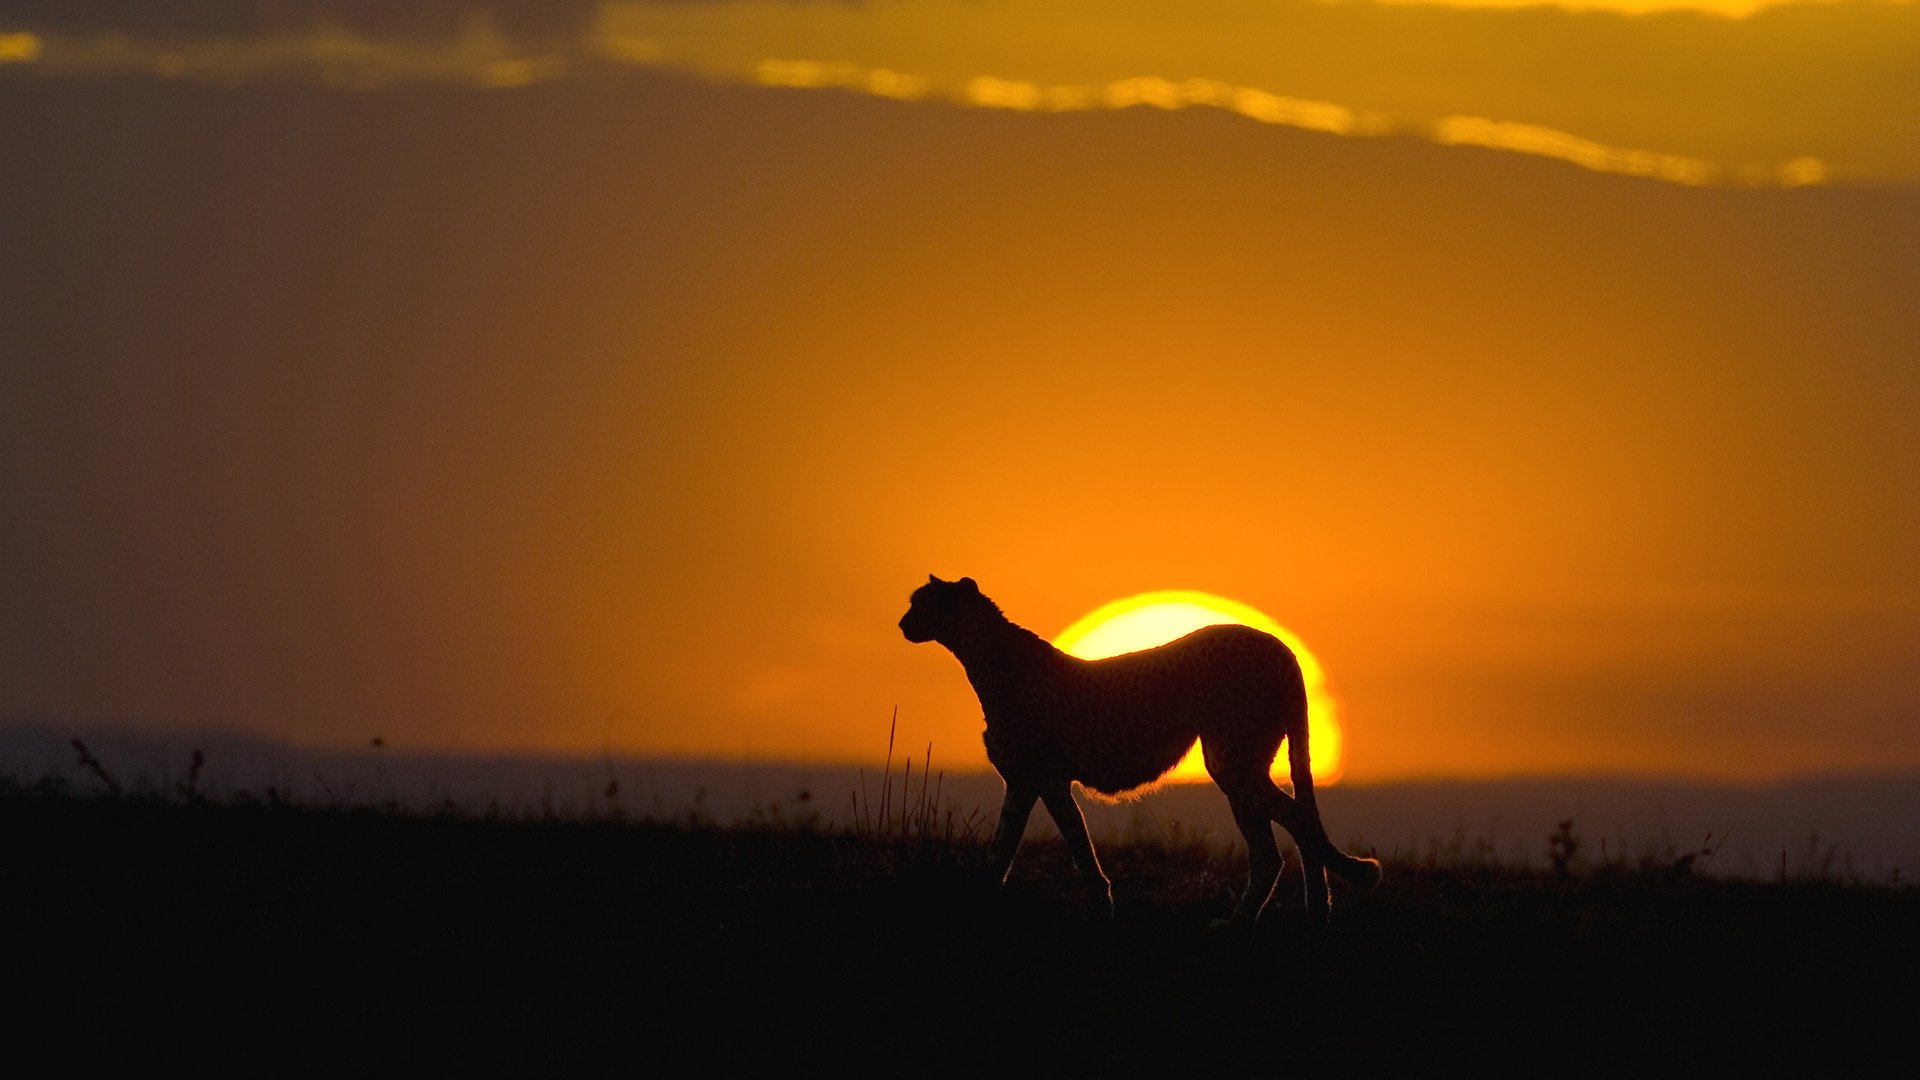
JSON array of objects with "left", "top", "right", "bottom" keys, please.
[
  {"left": 6, "top": 1, "right": 1913, "bottom": 185},
  {"left": 1434, "top": 116, "right": 1723, "bottom": 185},
  {"left": 736, "top": 57, "right": 1808, "bottom": 186},
  {"left": 2, "top": 20, "right": 575, "bottom": 89},
  {"left": 585, "top": 0, "right": 1918, "bottom": 184},
  {"left": 0, "top": 31, "right": 43, "bottom": 63},
  {"left": 756, "top": 58, "right": 927, "bottom": 100}
]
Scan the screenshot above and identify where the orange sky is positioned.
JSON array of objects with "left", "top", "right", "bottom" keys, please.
[{"left": 1, "top": 1, "right": 1916, "bottom": 782}]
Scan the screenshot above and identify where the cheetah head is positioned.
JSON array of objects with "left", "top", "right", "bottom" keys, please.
[{"left": 899, "top": 574, "right": 989, "bottom": 645}]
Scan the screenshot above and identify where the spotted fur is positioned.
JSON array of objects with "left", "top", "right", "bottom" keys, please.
[{"left": 900, "top": 574, "right": 1381, "bottom": 926}]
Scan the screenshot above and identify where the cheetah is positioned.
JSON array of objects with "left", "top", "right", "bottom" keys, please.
[{"left": 899, "top": 574, "right": 1382, "bottom": 927}]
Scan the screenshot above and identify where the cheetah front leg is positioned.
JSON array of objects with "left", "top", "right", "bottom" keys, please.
[
  {"left": 986, "top": 785, "right": 1037, "bottom": 886},
  {"left": 1042, "top": 786, "right": 1114, "bottom": 921}
]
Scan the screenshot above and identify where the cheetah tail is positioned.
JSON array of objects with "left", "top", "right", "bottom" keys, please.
[
  {"left": 1334, "top": 850, "right": 1385, "bottom": 890},
  {"left": 1286, "top": 697, "right": 1319, "bottom": 813},
  {"left": 1288, "top": 698, "right": 1384, "bottom": 891}
]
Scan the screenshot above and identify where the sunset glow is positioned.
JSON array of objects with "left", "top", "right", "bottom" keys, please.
[
  {"left": 2, "top": 1, "right": 1916, "bottom": 785},
  {"left": 1055, "top": 592, "right": 1344, "bottom": 785}
]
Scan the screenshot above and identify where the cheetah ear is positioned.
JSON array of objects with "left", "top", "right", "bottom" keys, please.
[
  {"left": 958, "top": 577, "right": 979, "bottom": 593},
  {"left": 928, "top": 573, "right": 943, "bottom": 585}
]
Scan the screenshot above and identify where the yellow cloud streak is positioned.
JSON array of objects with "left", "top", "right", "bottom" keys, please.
[
  {"left": 1369, "top": 0, "right": 1821, "bottom": 15},
  {"left": 1432, "top": 117, "right": 1836, "bottom": 187},
  {"left": 747, "top": 56, "right": 1816, "bottom": 187},
  {"left": 948, "top": 73, "right": 1377, "bottom": 138},
  {"left": 0, "top": 23, "right": 569, "bottom": 89},
  {"left": 940, "top": 71, "right": 1366, "bottom": 138},
  {"left": 0, "top": 31, "right": 44, "bottom": 64},
  {"left": 1434, "top": 116, "right": 1721, "bottom": 186},
  {"left": 757, "top": 58, "right": 928, "bottom": 100}
]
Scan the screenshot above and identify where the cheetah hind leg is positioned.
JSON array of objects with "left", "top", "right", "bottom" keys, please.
[
  {"left": 1260, "top": 782, "right": 1382, "bottom": 910},
  {"left": 1225, "top": 806, "right": 1283, "bottom": 930},
  {"left": 1299, "top": 835, "right": 1331, "bottom": 928}
]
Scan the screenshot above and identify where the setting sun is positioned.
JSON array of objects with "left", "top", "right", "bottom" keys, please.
[{"left": 1054, "top": 591, "right": 1343, "bottom": 785}]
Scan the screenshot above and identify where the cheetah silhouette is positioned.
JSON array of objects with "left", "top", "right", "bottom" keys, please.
[{"left": 900, "top": 574, "right": 1382, "bottom": 927}]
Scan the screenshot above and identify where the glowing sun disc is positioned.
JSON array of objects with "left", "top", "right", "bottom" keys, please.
[{"left": 1053, "top": 590, "right": 1343, "bottom": 784}]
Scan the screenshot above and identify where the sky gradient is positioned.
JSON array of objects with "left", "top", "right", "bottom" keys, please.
[{"left": 4, "top": 1, "right": 1916, "bottom": 781}]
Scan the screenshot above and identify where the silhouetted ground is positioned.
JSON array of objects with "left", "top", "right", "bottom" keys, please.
[{"left": 10, "top": 787, "right": 1913, "bottom": 1077}]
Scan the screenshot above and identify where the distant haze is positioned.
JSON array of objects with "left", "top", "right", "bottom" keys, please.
[{"left": 9, "top": 722, "right": 1914, "bottom": 882}]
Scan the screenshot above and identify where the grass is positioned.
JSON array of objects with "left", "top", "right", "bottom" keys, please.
[{"left": 9, "top": 749, "right": 1918, "bottom": 1076}]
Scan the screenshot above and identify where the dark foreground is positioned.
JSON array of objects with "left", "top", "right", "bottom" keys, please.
[{"left": 11, "top": 790, "right": 1913, "bottom": 1077}]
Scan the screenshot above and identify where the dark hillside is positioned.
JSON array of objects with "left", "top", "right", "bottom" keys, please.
[{"left": 9, "top": 788, "right": 1913, "bottom": 1075}]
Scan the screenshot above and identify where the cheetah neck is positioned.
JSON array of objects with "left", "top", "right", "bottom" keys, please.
[{"left": 943, "top": 616, "right": 1065, "bottom": 720}]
